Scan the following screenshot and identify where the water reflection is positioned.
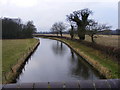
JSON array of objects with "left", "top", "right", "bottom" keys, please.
[
  {"left": 70, "top": 49, "right": 75, "bottom": 59},
  {"left": 52, "top": 41, "right": 66, "bottom": 56},
  {"left": 69, "top": 49, "right": 99, "bottom": 80},
  {"left": 17, "top": 38, "right": 103, "bottom": 83}
]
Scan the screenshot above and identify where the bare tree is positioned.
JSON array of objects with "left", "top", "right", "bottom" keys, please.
[
  {"left": 51, "top": 22, "right": 66, "bottom": 37},
  {"left": 86, "top": 20, "right": 111, "bottom": 43},
  {"left": 58, "top": 22, "right": 67, "bottom": 37},
  {"left": 67, "top": 18, "right": 76, "bottom": 39},
  {"left": 67, "top": 8, "right": 92, "bottom": 40},
  {"left": 50, "top": 23, "right": 59, "bottom": 36}
]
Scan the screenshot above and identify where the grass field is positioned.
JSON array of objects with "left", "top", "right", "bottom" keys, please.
[
  {"left": 40, "top": 34, "right": 119, "bottom": 48},
  {"left": 63, "top": 34, "right": 119, "bottom": 48},
  {"left": 48, "top": 37, "right": 119, "bottom": 78},
  {"left": 2, "top": 38, "right": 38, "bottom": 79}
]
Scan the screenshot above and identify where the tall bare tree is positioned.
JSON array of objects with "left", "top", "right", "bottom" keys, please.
[{"left": 67, "top": 8, "right": 92, "bottom": 40}]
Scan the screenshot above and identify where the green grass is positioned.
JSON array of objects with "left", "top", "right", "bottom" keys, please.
[
  {"left": 2, "top": 38, "right": 38, "bottom": 75},
  {"left": 49, "top": 37, "right": 119, "bottom": 78}
]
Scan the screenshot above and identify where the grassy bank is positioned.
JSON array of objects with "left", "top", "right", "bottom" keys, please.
[
  {"left": 38, "top": 34, "right": 119, "bottom": 48},
  {"left": 2, "top": 38, "right": 39, "bottom": 83},
  {"left": 47, "top": 37, "right": 119, "bottom": 79}
]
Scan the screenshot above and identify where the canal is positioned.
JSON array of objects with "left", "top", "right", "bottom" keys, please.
[{"left": 17, "top": 38, "right": 103, "bottom": 83}]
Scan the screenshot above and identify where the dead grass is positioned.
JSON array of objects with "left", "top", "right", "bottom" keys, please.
[
  {"left": 37, "top": 34, "right": 119, "bottom": 48},
  {"left": 61, "top": 34, "right": 119, "bottom": 48},
  {"left": 85, "top": 35, "right": 119, "bottom": 48}
]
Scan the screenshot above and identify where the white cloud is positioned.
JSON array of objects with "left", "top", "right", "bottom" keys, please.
[
  {"left": 0, "top": 0, "right": 8, "bottom": 5},
  {"left": 0, "top": 0, "right": 38, "bottom": 7},
  {"left": 40, "top": 0, "right": 119, "bottom": 2},
  {"left": 11, "top": 0, "right": 38, "bottom": 7},
  {"left": 0, "top": 0, "right": 118, "bottom": 31}
]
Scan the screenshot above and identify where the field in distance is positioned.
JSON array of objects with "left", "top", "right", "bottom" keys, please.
[{"left": 37, "top": 34, "right": 119, "bottom": 48}]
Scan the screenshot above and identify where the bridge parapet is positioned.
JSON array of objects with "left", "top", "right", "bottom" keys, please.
[{"left": 1, "top": 79, "right": 119, "bottom": 89}]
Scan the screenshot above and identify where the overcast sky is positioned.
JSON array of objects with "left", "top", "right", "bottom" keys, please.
[{"left": 0, "top": 0, "right": 119, "bottom": 31}]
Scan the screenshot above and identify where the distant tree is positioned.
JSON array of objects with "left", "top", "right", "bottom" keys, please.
[
  {"left": 67, "top": 8, "right": 92, "bottom": 40},
  {"left": 99, "top": 30, "right": 112, "bottom": 35},
  {"left": 115, "top": 29, "right": 120, "bottom": 35},
  {"left": 57, "top": 22, "right": 66, "bottom": 37},
  {"left": 2, "top": 18, "right": 22, "bottom": 39},
  {"left": 86, "top": 20, "right": 111, "bottom": 43},
  {"left": 51, "top": 22, "right": 66, "bottom": 37},
  {"left": 2, "top": 18, "right": 36, "bottom": 39},
  {"left": 50, "top": 23, "right": 59, "bottom": 36},
  {"left": 24, "top": 21, "right": 36, "bottom": 38}
]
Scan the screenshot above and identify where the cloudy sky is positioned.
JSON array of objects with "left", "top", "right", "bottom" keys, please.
[{"left": 0, "top": 0, "right": 119, "bottom": 31}]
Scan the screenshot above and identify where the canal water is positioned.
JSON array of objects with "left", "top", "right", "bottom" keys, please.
[{"left": 17, "top": 38, "right": 103, "bottom": 83}]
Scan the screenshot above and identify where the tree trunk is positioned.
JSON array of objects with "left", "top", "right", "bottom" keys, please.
[
  {"left": 71, "top": 35, "right": 73, "bottom": 40},
  {"left": 60, "top": 31, "right": 62, "bottom": 37},
  {"left": 91, "top": 35, "right": 94, "bottom": 43},
  {"left": 70, "top": 25, "right": 74, "bottom": 40},
  {"left": 70, "top": 31, "right": 74, "bottom": 40},
  {"left": 78, "top": 26, "right": 85, "bottom": 40}
]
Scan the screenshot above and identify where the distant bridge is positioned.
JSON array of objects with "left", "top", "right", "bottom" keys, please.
[{"left": 1, "top": 79, "right": 119, "bottom": 89}]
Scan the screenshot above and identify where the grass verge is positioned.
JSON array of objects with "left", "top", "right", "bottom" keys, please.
[
  {"left": 47, "top": 37, "right": 119, "bottom": 79},
  {"left": 2, "top": 38, "right": 39, "bottom": 83}
]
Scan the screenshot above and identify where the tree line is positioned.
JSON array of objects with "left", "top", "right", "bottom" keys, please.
[
  {"left": 2, "top": 18, "right": 36, "bottom": 39},
  {"left": 50, "top": 8, "right": 111, "bottom": 43}
]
